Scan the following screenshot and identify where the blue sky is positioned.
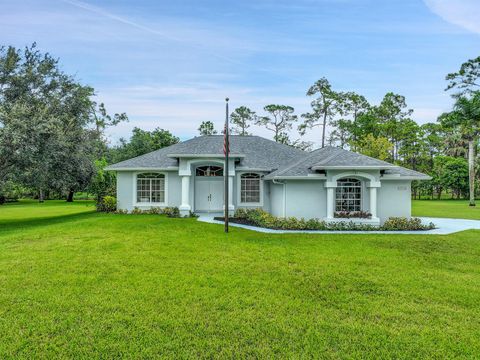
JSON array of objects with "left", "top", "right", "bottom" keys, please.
[{"left": 1, "top": 0, "right": 479, "bottom": 146}]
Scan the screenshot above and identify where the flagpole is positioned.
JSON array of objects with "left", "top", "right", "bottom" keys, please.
[{"left": 224, "top": 97, "right": 229, "bottom": 233}]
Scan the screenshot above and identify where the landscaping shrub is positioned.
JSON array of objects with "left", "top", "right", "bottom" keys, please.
[
  {"left": 231, "top": 208, "right": 435, "bottom": 231},
  {"left": 96, "top": 196, "right": 117, "bottom": 212},
  {"left": 382, "top": 217, "right": 435, "bottom": 231},
  {"left": 115, "top": 206, "right": 182, "bottom": 217},
  {"left": 163, "top": 207, "right": 180, "bottom": 218},
  {"left": 146, "top": 207, "right": 162, "bottom": 215},
  {"left": 0, "top": 195, "right": 5, "bottom": 205},
  {"left": 130, "top": 207, "right": 144, "bottom": 215}
]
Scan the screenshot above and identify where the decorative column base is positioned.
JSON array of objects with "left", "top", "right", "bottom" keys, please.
[{"left": 179, "top": 205, "right": 191, "bottom": 217}]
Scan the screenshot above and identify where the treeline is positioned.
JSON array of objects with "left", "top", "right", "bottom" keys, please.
[
  {"left": 0, "top": 43, "right": 478, "bottom": 204},
  {"left": 198, "top": 58, "right": 480, "bottom": 204}
]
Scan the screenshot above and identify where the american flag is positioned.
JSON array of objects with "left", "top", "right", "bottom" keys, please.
[{"left": 223, "top": 123, "right": 229, "bottom": 155}]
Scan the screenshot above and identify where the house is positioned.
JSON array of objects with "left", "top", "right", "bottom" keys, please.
[{"left": 105, "top": 135, "right": 431, "bottom": 225}]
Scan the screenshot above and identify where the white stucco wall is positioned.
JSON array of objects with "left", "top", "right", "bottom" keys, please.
[
  {"left": 116, "top": 171, "right": 182, "bottom": 211},
  {"left": 116, "top": 171, "right": 134, "bottom": 211},
  {"left": 377, "top": 180, "right": 412, "bottom": 222},
  {"left": 268, "top": 180, "right": 326, "bottom": 219},
  {"left": 269, "top": 182, "right": 285, "bottom": 218},
  {"left": 116, "top": 169, "right": 413, "bottom": 221},
  {"left": 267, "top": 176, "right": 411, "bottom": 223},
  {"left": 285, "top": 180, "right": 326, "bottom": 219}
]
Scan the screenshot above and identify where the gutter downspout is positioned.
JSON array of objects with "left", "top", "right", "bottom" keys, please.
[{"left": 273, "top": 179, "right": 286, "bottom": 218}]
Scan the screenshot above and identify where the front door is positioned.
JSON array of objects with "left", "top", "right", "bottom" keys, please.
[{"left": 194, "top": 166, "right": 224, "bottom": 212}]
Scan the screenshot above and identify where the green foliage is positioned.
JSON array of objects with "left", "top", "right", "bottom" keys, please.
[
  {"left": 382, "top": 217, "right": 435, "bottom": 231},
  {"left": 0, "top": 44, "right": 126, "bottom": 201},
  {"left": 230, "top": 106, "right": 256, "bottom": 135},
  {"left": 88, "top": 158, "right": 116, "bottom": 203},
  {"left": 300, "top": 77, "right": 344, "bottom": 148},
  {"left": 96, "top": 195, "right": 117, "bottom": 213},
  {"left": 446, "top": 55, "right": 480, "bottom": 95},
  {"left": 162, "top": 207, "right": 180, "bottom": 218},
  {"left": 256, "top": 104, "right": 297, "bottom": 143},
  {"left": 109, "top": 127, "right": 179, "bottom": 163},
  {"left": 117, "top": 206, "right": 182, "bottom": 218},
  {"left": 233, "top": 208, "right": 433, "bottom": 231},
  {"left": 356, "top": 134, "right": 393, "bottom": 161},
  {"left": 198, "top": 121, "right": 217, "bottom": 136},
  {"left": 432, "top": 156, "right": 469, "bottom": 199}
]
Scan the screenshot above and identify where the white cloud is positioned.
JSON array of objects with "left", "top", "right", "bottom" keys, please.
[{"left": 424, "top": 0, "right": 480, "bottom": 34}]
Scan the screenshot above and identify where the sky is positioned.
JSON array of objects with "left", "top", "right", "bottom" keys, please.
[{"left": 1, "top": 0, "right": 479, "bottom": 146}]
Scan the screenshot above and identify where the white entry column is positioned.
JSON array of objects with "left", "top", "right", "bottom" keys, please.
[
  {"left": 228, "top": 175, "right": 234, "bottom": 216},
  {"left": 369, "top": 186, "right": 377, "bottom": 219},
  {"left": 367, "top": 180, "right": 380, "bottom": 221},
  {"left": 179, "top": 175, "right": 191, "bottom": 217},
  {"left": 326, "top": 185, "right": 335, "bottom": 219}
]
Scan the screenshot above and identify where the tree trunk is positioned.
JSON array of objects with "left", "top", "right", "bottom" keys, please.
[
  {"left": 39, "top": 189, "right": 44, "bottom": 203},
  {"left": 468, "top": 139, "right": 476, "bottom": 206},
  {"left": 321, "top": 113, "right": 327, "bottom": 148},
  {"left": 66, "top": 189, "right": 74, "bottom": 202}
]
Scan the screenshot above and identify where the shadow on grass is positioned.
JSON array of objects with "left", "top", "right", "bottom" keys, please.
[{"left": 0, "top": 211, "right": 98, "bottom": 235}]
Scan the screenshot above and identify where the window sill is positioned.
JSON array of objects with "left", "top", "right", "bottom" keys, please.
[{"left": 239, "top": 202, "right": 263, "bottom": 207}]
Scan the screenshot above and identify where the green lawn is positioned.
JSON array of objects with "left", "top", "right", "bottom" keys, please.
[
  {"left": 413, "top": 199, "right": 480, "bottom": 220},
  {"left": 0, "top": 201, "right": 479, "bottom": 358}
]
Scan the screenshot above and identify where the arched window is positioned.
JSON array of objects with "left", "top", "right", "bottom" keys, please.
[
  {"left": 137, "top": 173, "right": 165, "bottom": 203},
  {"left": 195, "top": 166, "right": 223, "bottom": 177},
  {"left": 335, "top": 178, "right": 361, "bottom": 212},
  {"left": 241, "top": 173, "right": 261, "bottom": 203}
]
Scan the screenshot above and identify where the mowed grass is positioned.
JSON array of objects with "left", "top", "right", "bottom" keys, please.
[
  {"left": 0, "top": 201, "right": 480, "bottom": 358},
  {"left": 413, "top": 199, "right": 480, "bottom": 220}
]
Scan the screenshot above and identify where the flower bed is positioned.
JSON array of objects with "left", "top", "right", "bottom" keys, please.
[
  {"left": 214, "top": 208, "right": 435, "bottom": 231},
  {"left": 334, "top": 211, "right": 372, "bottom": 219}
]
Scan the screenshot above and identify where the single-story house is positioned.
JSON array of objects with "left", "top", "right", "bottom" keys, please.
[{"left": 106, "top": 135, "right": 431, "bottom": 225}]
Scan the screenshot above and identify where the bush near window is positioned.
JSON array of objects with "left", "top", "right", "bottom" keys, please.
[
  {"left": 334, "top": 211, "right": 372, "bottom": 219},
  {"left": 96, "top": 196, "right": 117, "bottom": 212},
  {"left": 233, "top": 208, "right": 435, "bottom": 231},
  {"left": 116, "top": 206, "right": 183, "bottom": 218}
]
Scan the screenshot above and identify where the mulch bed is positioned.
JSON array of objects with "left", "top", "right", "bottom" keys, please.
[{"left": 213, "top": 217, "right": 254, "bottom": 226}]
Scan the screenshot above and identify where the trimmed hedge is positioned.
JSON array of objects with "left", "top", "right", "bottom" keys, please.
[
  {"left": 233, "top": 208, "right": 435, "bottom": 231},
  {"left": 115, "top": 206, "right": 190, "bottom": 218}
]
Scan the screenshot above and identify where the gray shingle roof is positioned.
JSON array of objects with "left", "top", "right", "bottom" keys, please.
[
  {"left": 311, "top": 147, "right": 397, "bottom": 168},
  {"left": 106, "top": 136, "right": 430, "bottom": 180},
  {"left": 105, "top": 135, "right": 306, "bottom": 171},
  {"left": 264, "top": 146, "right": 431, "bottom": 180}
]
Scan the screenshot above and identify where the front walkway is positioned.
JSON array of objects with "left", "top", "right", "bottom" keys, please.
[{"left": 197, "top": 214, "right": 480, "bottom": 235}]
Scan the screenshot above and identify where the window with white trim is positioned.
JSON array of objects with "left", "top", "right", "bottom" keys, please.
[
  {"left": 241, "top": 173, "right": 261, "bottom": 203},
  {"left": 335, "top": 178, "right": 361, "bottom": 212},
  {"left": 136, "top": 173, "right": 165, "bottom": 203}
]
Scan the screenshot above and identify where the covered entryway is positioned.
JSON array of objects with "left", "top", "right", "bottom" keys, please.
[{"left": 194, "top": 166, "right": 224, "bottom": 212}]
